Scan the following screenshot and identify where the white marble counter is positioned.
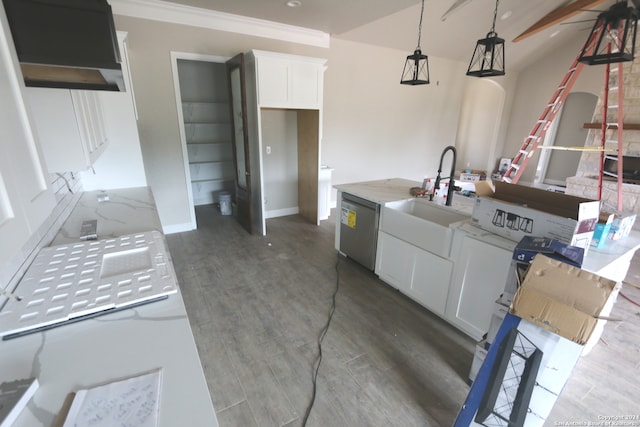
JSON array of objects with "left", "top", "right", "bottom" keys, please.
[
  {"left": 582, "top": 230, "right": 640, "bottom": 282},
  {"left": 51, "top": 187, "right": 162, "bottom": 245},
  {"left": 0, "top": 187, "right": 218, "bottom": 427},
  {"left": 334, "top": 178, "right": 419, "bottom": 205},
  {"left": 334, "top": 177, "right": 477, "bottom": 214}
]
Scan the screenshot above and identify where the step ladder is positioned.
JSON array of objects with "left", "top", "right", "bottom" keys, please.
[
  {"left": 502, "top": 16, "right": 626, "bottom": 211},
  {"left": 599, "top": 60, "right": 625, "bottom": 211},
  {"left": 501, "top": 24, "right": 601, "bottom": 185},
  {"left": 501, "top": 58, "right": 588, "bottom": 184}
]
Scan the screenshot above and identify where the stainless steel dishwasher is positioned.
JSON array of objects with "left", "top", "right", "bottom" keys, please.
[{"left": 339, "top": 192, "right": 380, "bottom": 271}]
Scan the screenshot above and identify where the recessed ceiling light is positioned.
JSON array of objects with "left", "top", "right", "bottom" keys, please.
[
  {"left": 286, "top": 0, "right": 301, "bottom": 7},
  {"left": 501, "top": 10, "right": 512, "bottom": 20},
  {"left": 550, "top": 29, "right": 561, "bottom": 38}
]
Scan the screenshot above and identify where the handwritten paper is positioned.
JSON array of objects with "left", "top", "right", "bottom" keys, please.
[{"left": 63, "top": 369, "right": 162, "bottom": 427}]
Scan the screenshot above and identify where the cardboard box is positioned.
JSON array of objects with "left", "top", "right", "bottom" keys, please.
[
  {"left": 486, "top": 300, "right": 510, "bottom": 346},
  {"left": 468, "top": 340, "right": 489, "bottom": 385},
  {"left": 509, "top": 254, "right": 617, "bottom": 345},
  {"left": 472, "top": 181, "right": 600, "bottom": 251},
  {"left": 513, "top": 236, "right": 584, "bottom": 268},
  {"left": 455, "top": 313, "right": 584, "bottom": 427},
  {"left": 502, "top": 260, "right": 529, "bottom": 300},
  {"left": 609, "top": 212, "right": 637, "bottom": 240},
  {"left": 460, "top": 170, "right": 486, "bottom": 182}
]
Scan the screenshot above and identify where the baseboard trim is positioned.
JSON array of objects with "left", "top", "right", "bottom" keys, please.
[
  {"left": 163, "top": 222, "right": 196, "bottom": 234},
  {"left": 265, "top": 207, "right": 299, "bottom": 219}
]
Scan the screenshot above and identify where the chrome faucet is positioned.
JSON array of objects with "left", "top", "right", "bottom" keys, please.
[{"left": 432, "top": 145, "right": 457, "bottom": 206}]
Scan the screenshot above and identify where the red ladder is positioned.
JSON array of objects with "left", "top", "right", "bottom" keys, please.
[
  {"left": 502, "top": 33, "right": 600, "bottom": 184},
  {"left": 598, "top": 59, "right": 625, "bottom": 211}
]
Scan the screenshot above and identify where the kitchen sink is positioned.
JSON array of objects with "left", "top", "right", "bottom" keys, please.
[{"left": 380, "top": 199, "right": 471, "bottom": 257}]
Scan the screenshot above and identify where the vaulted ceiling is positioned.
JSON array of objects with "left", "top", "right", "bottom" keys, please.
[{"left": 160, "top": 0, "right": 621, "bottom": 71}]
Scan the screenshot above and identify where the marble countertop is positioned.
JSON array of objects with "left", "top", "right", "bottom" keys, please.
[
  {"left": 51, "top": 187, "right": 162, "bottom": 245},
  {"left": 334, "top": 178, "right": 419, "bottom": 205},
  {"left": 0, "top": 187, "right": 218, "bottom": 427},
  {"left": 335, "top": 178, "right": 639, "bottom": 282},
  {"left": 334, "top": 177, "right": 477, "bottom": 214}
]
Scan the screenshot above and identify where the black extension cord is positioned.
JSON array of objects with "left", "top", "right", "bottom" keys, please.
[{"left": 301, "top": 253, "right": 341, "bottom": 426}]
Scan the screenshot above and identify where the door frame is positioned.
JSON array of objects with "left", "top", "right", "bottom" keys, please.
[
  {"left": 170, "top": 51, "right": 230, "bottom": 230},
  {"left": 226, "top": 53, "right": 254, "bottom": 234}
]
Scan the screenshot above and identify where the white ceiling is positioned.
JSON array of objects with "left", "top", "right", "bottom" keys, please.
[{"left": 161, "top": 0, "right": 619, "bottom": 71}]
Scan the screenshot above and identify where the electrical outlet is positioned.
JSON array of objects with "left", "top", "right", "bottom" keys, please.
[{"left": 266, "top": 146, "right": 271, "bottom": 155}]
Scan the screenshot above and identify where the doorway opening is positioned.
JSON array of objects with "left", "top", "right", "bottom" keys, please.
[
  {"left": 534, "top": 92, "right": 598, "bottom": 187},
  {"left": 172, "top": 54, "right": 234, "bottom": 229}
]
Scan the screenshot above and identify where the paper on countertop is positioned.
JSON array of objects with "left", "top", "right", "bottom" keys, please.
[{"left": 63, "top": 369, "right": 162, "bottom": 427}]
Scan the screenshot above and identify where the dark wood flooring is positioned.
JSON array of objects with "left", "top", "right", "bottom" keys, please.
[{"left": 166, "top": 205, "right": 640, "bottom": 427}]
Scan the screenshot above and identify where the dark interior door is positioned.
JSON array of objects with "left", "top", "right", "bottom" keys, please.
[{"left": 226, "top": 54, "right": 252, "bottom": 233}]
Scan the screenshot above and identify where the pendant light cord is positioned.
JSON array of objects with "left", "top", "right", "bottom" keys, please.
[
  {"left": 489, "top": 0, "right": 499, "bottom": 35},
  {"left": 416, "top": 0, "right": 425, "bottom": 50}
]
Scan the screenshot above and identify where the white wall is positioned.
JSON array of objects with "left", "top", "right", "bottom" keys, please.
[
  {"left": 114, "top": 16, "right": 471, "bottom": 230},
  {"left": 112, "top": 13, "right": 607, "bottom": 231},
  {"left": 455, "top": 79, "right": 505, "bottom": 174},
  {"left": 322, "top": 38, "right": 468, "bottom": 188},
  {"left": 262, "top": 109, "right": 299, "bottom": 217}
]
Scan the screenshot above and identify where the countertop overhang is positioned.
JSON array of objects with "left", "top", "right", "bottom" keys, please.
[{"left": 0, "top": 187, "right": 218, "bottom": 427}]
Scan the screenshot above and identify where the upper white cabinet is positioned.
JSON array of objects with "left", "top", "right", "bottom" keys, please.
[
  {"left": 25, "top": 87, "right": 108, "bottom": 172},
  {"left": 0, "top": 11, "right": 55, "bottom": 278},
  {"left": 253, "top": 50, "right": 325, "bottom": 109}
]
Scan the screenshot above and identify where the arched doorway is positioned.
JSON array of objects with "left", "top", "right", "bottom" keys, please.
[{"left": 534, "top": 91, "right": 598, "bottom": 187}]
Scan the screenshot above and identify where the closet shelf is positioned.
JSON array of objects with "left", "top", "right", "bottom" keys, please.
[
  {"left": 183, "top": 120, "right": 231, "bottom": 125},
  {"left": 186, "top": 140, "right": 232, "bottom": 145},
  {"left": 191, "top": 177, "right": 234, "bottom": 184},
  {"left": 182, "top": 100, "right": 229, "bottom": 105},
  {"left": 190, "top": 160, "right": 233, "bottom": 165}
]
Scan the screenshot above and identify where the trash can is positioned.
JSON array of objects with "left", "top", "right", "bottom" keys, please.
[{"left": 219, "top": 192, "right": 232, "bottom": 216}]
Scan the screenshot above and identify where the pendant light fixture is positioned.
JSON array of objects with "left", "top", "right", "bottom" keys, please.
[
  {"left": 400, "top": 0, "right": 429, "bottom": 85},
  {"left": 466, "top": 0, "right": 505, "bottom": 77},
  {"left": 578, "top": 2, "right": 639, "bottom": 65}
]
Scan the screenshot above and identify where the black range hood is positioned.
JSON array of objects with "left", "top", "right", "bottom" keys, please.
[{"left": 2, "top": 0, "right": 124, "bottom": 91}]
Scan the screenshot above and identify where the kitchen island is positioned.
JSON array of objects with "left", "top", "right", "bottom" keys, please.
[
  {"left": 335, "top": 178, "right": 640, "bottom": 341},
  {"left": 0, "top": 187, "right": 218, "bottom": 427}
]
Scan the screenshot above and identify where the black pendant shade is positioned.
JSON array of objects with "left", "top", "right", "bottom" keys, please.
[
  {"left": 401, "top": 49, "right": 430, "bottom": 85},
  {"left": 467, "top": 32, "right": 506, "bottom": 77},
  {"left": 400, "top": 0, "right": 430, "bottom": 85},
  {"left": 466, "top": 0, "right": 505, "bottom": 78},
  {"left": 578, "top": 2, "right": 639, "bottom": 65}
]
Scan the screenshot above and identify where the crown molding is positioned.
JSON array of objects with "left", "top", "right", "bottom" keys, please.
[{"left": 109, "top": 0, "right": 330, "bottom": 48}]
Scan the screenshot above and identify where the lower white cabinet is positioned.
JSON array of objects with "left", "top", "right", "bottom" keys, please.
[
  {"left": 445, "top": 229, "right": 514, "bottom": 340},
  {"left": 376, "top": 231, "right": 452, "bottom": 316}
]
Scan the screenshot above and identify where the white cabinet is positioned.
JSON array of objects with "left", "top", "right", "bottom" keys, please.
[
  {"left": 254, "top": 50, "right": 324, "bottom": 109},
  {"left": 25, "top": 88, "right": 108, "bottom": 172},
  {"left": 244, "top": 50, "right": 327, "bottom": 234},
  {"left": 0, "top": 14, "right": 55, "bottom": 277},
  {"left": 376, "top": 231, "right": 453, "bottom": 316},
  {"left": 445, "top": 228, "right": 515, "bottom": 340}
]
